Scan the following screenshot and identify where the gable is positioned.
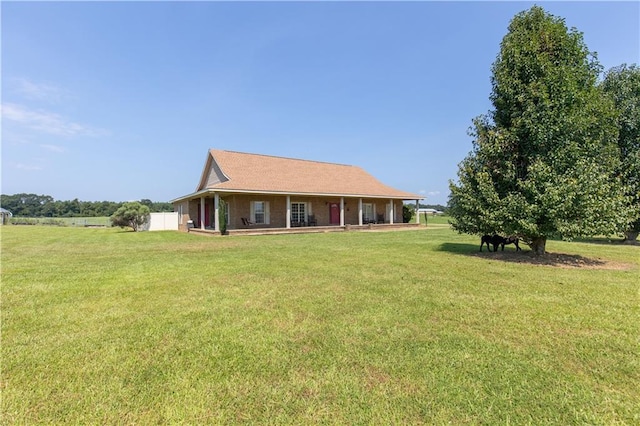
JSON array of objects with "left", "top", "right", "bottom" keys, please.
[
  {"left": 204, "top": 157, "right": 228, "bottom": 188},
  {"left": 196, "top": 152, "right": 229, "bottom": 191}
]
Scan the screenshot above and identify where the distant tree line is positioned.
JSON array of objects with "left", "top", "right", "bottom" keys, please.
[{"left": 0, "top": 193, "right": 173, "bottom": 217}]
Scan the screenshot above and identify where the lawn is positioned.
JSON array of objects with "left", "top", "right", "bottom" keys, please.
[{"left": 1, "top": 225, "right": 638, "bottom": 424}]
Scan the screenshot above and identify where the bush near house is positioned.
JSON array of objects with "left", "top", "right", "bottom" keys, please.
[
  {"left": 110, "top": 202, "right": 150, "bottom": 231},
  {"left": 402, "top": 204, "right": 414, "bottom": 223}
]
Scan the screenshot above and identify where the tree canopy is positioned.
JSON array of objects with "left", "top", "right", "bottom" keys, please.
[
  {"left": 601, "top": 64, "right": 640, "bottom": 242},
  {"left": 448, "top": 6, "right": 633, "bottom": 254}
]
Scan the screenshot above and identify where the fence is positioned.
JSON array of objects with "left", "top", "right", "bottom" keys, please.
[{"left": 141, "top": 212, "right": 179, "bottom": 231}]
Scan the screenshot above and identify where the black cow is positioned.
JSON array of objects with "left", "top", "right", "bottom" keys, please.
[
  {"left": 480, "top": 234, "right": 521, "bottom": 252},
  {"left": 480, "top": 234, "right": 501, "bottom": 252},
  {"left": 503, "top": 236, "right": 521, "bottom": 251}
]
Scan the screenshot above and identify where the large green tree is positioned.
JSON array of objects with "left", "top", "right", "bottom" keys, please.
[
  {"left": 601, "top": 64, "right": 640, "bottom": 242},
  {"left": 448, "top": 6, "right": 632, "bottom": 255}
]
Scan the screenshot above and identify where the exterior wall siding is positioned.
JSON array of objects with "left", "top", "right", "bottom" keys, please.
[
  {"left": 190, "top": 201, "right": 200, "bottom": 228},
  {"left": 206, "top": 160, "right": 227, "bottom": 187},
  {"left": 174, "top": 200, "right": 191, "bottom": 231}
]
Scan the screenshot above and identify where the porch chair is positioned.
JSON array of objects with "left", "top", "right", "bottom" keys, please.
[
  {"left": 241, "top": 217, "right": 254, "bottom": 226},
  {"left": 376, "top": 214, "right": 385, "bottom": 224},
  {"left": 308, "top": 215, "right": 317, "bottom": 226}
]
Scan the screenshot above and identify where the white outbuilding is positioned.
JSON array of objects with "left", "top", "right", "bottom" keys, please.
[{"left": 0, "top": 207, "right": 13, "bottom": 225}]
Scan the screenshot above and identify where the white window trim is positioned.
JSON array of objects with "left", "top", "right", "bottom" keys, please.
[
  {"left": 363, "top": 203, "right": 374, "bottom": 222},
  {"left": 250, "top": 201, "right": 270, "bottom": 225},
  {"left": 291, "top": 201, "right": 308, "bottom": 223}
]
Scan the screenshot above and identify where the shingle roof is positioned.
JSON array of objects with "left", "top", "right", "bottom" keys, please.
[{"left": 195, "top": 149, "right": 420, "bottom": 199}]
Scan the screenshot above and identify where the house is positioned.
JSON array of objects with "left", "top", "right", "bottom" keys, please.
[
  {"left": 171, "top": 149, "right": 422, "bottom": 235},
  {"left": 0, "top": 207, "right": 13, "bottom": 225}
]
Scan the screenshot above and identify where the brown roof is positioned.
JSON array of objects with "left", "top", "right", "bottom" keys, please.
[{"left": 190, "top": 149, "right": 421, "bottom": 199}]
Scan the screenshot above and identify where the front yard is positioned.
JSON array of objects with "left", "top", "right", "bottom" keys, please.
[{"left": 1, "top": 226, "right": 638, "bottom": 423}]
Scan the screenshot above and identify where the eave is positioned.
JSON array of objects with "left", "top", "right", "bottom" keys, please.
[{"left": 171, "top": 188, "right": 422, "bottom": 204}]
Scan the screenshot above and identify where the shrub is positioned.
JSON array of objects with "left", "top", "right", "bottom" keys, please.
[
  {"left": 110, "top": 202, "right": 150, "bottom": 232},
  {"left": 402, "top": 205, "right": 414, "bottom": 223}
]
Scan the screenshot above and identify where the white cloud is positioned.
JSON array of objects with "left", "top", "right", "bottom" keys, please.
[
  {"left": 14, "top": 162, "right": 43, "bottom": 171},
  {"left": 419, "top": 190, "right": 442, "bottom": 196},
  {"left": 13, "top": 78, "right": 66, "bottom": 103},
  {"left": 2, "top": 103, "right": 104, "bottom": 137},
  {"left": 40, "top": 144, "right": 66, "bottom": 153}
]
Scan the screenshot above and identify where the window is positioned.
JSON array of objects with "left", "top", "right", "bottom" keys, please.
[
  {"left": 254, "top": 201, "right": 265, "bottom": 224},
  {"left": 363, "top": 203, "right": 374, "bottom": 222},
  {"left": 291, "top": 202, "right": 306, "bottom": 224},
  {"left": 251, "top": 201, "right": 270, "bottom": 224}
]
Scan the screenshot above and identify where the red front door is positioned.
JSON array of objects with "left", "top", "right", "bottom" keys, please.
[
  {"left": 329, "top": 203, "right": 340, "bottom": 225},
  {"left": 197, "top": 203, "right": 211, "bottom": 227}
]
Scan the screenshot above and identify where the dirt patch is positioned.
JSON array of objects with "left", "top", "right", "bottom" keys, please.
[{"left": 473, "top": 251, "right": 635, "bottom": 270}]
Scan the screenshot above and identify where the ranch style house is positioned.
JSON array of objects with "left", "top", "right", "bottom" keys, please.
[{"left": 172, "top": 149, "right": 423, "bottom": 235}]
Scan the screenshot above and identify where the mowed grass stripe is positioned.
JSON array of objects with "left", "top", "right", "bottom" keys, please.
[{"left": 1, "top": 226, "right": 638, "bottom": 423}]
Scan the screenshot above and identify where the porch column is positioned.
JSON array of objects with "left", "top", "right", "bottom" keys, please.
[
  {"left": 214, "top": 193, "right": 220, "bottom": 232},
  {"left": 286, "top": 195, "right": 291, "bottom": 229},
  {"left": 340, "top": 197, "right": 345, "bottom": 226},
  {"left": 358, "top": 198, "right": 363, "bottom": 226},
  {"left": 200, "top": 196, "right": 205, "bottom": 229},
  {"left": 389, "top": 199, "right": 394, "bottom": 224},
  {"left": 415, "top": 199, "right": 420, "bottom": 225}
]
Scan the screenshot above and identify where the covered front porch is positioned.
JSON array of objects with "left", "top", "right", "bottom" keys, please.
[
  {"left": 173, "top": 191, "right": 421, "bottom": 234},
  {"left": 189, "top": 222, "right": 420, "bottom": 236}
]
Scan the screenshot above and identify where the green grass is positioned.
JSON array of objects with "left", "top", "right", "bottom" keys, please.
[
  {"left": 418, "top": 213, "right": 450, "bottom": 226},
  {"left": 2, "top": 226, "right": 638, "bottom": 424}
]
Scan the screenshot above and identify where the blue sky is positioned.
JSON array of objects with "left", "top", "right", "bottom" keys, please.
[{"left": 2, "top": 1, "right": 638, "bottom": 205}]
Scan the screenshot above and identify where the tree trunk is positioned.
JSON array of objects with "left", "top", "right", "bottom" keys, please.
[
  {"left": 530, "top": 236, "right": 547, "bottom": 255},
  {"left": 623, "top": 230, "right": 638, "bottom": 244}
]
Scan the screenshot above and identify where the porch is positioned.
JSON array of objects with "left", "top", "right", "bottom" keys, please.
[
  {"left": 188, "top": 222, "right": 421, "bottom": 237},
  {"left": 174, "top": 192, "right": 420, "bottom": 233}
]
